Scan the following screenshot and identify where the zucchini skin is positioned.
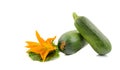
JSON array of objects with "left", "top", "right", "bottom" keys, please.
[
  {"left": 73, "top": 13, "right": 112, "bottom": 55},
  {"left": 58, "top": 30, "right": 86, "bottom": 55}
]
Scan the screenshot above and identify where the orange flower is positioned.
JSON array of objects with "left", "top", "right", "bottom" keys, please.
[{"left": 26, "top": 31, "right": 56, "bottom": 61}]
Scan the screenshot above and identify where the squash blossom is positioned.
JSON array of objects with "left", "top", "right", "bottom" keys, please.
[{"left": 25, "top": 31, "right": 57, "bottom": 61}]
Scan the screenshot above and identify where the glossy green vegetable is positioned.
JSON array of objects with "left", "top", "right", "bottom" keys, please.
[
  {"left": 73, "top": 13, "right": 112, "bottom": 55},
  {"left": 58, "top": 30, "right": 86, "bottom": 55}
]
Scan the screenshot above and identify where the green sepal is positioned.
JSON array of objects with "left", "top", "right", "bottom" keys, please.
[{"left": 28, "top": 43, "right": 59, "bottom": 62}]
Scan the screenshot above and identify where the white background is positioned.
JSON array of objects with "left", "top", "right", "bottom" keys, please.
[{"left": 0, "top": 0, "right": 120, "bottom": 70}]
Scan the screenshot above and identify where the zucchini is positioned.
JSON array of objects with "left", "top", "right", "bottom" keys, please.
[
  {"left": 58, "top": 30, "right": 86, "bottom": 55},
  {"left": 73, "top": 13, "right": 112, "bottom": 55}
]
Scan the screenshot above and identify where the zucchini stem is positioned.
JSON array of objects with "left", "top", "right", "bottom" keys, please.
[{"left": 73, "top": 12, "right": 78, "bottom": 21}]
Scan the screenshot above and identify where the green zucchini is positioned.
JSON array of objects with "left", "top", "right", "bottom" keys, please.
[
  {"left": 58, "top": 30, "right": 86, "bottom": 55},
  {"left": 73, "top": 13, "right": 112, "bottom": 55}
]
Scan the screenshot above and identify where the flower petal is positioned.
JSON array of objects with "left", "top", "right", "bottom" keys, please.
[
  {"left": 36, "top": 31, "right": 45, "bottom": 45},
  {"left": 46, "top": 36, "right": 56, "bottom": 43},
  {"left": 26, "top": 41, "right": 40, "bottom": 48}
]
